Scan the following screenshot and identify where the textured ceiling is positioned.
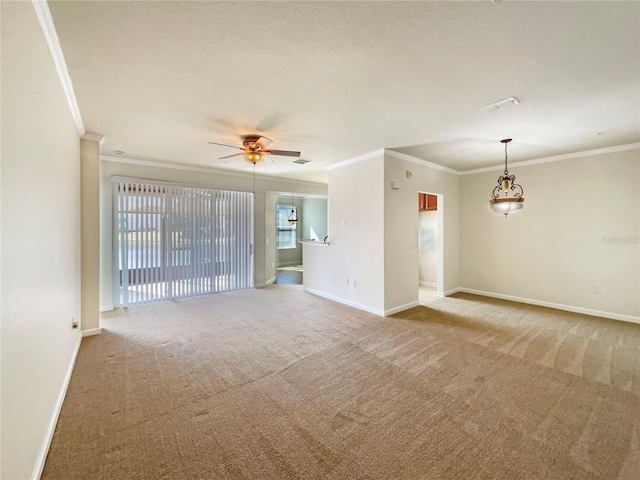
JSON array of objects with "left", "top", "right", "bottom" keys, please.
[{"left": 48, "top": 1, "right": 640, "bottom": 183}]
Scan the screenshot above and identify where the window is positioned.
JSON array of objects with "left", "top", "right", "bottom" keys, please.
[
  {"left": 277, "top": 205, "right": 297, "bottom": 249},
  {"left": 113, "top": 180, "right": 254, "bottom": 306}
]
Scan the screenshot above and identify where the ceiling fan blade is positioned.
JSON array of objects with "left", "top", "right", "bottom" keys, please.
[
  {"left": 208, "top": 141, "right": 242, "bottom": 149},
  {"left": 219, "top": 153, "right": 243, "bottom": 160},
  {"left": 263, "top": 149, "right": 300, "bottom": 157},
  {"left": 264, "top": 155, "right": 275, "bottom": 163},
  {"left": 253, "top": 136, "right": 273, "bottom": 150}
]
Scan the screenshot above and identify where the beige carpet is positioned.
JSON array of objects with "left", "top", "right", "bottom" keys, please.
[{"left": 43, "top": 287, "right": 640, "bottom": 479}]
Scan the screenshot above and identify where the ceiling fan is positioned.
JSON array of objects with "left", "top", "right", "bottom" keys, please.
[{"left": 208, "top": 135, "right": 300, "bottom": 165}]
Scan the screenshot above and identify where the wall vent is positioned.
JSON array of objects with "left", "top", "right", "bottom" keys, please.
[{"left": 291, "top": 159, "right": 312, "bottom": 165}]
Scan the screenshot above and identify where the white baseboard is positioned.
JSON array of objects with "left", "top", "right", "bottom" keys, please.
[
  {"left": 384, "top": 301, "right": 420, "bottom": 316},
  {"left": 459, "top": 288, "right": 640, "bottom": 325},
  {"left": 277, "top": 261, "right": 302, "bottom": 267},
  {"left": 255, "top": 276, "right": 277, "bottom": 288},
  {"left": 82, "top": 328, "right": 102, "bottom": 337},
  {"left": 303, "top": 287, "right": 385, "bottom": 316},
  {"left": 419, "top": 281, "right": 437, "bottom": 287},
  {"left": 32, "top": 333, "right": 82, "bottom": 480},
  {"left": 99, "top": 304, "right": 113, "bottom": 312},
  {"left": 443, "top": 287, "right": 461, "bottom": 296}
]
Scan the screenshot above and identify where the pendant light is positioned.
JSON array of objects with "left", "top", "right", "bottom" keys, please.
[
  {"left": 489, "top": 138, "right": 525, "bottom": 217},
  {"left": 287, "top": 193, "right": 297, "bottom": 225}
]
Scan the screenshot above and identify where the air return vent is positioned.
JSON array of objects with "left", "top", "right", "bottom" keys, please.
[
  {"left": 291, "top": 159, "right": 312, "bottom": 165},
  {"left": 483, "top": 96, "right": 520, "bottom": 111}
]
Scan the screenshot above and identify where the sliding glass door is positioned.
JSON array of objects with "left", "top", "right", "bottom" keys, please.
[{"left": 113, "top": 180, "right": 253, "bottom": 307}]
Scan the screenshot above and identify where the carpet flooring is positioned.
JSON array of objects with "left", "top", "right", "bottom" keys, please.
[{"left": 42, "top": 287, "right": 640, "bottom": 479}]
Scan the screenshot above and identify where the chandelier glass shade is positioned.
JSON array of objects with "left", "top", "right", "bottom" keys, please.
[{"left": 489, "top": 139, "right": 524, "bottom": 217}]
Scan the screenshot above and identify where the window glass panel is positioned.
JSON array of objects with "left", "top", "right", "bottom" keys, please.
[
  {"left": 113, "top": 181, "right": 253, "bottom": 306},
  {"left": 277, "top": 205, "right": 296, "bottom": 249}
]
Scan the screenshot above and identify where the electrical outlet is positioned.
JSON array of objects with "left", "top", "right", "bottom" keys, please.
[
  {"left": 346, "top": 278, "right": 350, "bottom": 286},
  {"left": 72, "top": 318, "right": 78, "bottom": 329},
  {"left": 353, "top": 279, "right": 357, "bottom": 287}
]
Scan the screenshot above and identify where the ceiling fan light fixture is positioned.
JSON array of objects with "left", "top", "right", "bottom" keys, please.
[
  {"left": 209, "top": 135, "right": 300, "bottom": 166},
  {"left": 489, "top": 138, "right": 525, "bottom": 218},
  {"left": 243, "top": 151, "right": 265, "bottom": 164}
]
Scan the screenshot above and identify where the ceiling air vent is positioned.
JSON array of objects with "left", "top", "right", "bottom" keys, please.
[
  {"left": 291, "top": 159, "right": 312, "bottom": 165},
  {"left": 482, "top": 96, "right": 520, "bottom": 111}
]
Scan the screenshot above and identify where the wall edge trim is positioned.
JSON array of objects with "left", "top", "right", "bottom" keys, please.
[
  {"left": 82, "top": 328, "right": 102, "bottom": 337},
  {"left": 102, "top": 156, "right": 328, "bottom": 188},
  {"left": 326, "top": 149, "right": 385, "bottom": 171},
  {"left": 303, "top": 287, "right": 384, "bottom": 316},
  {"left": 31, "top": 0, "right": 85, "bottom": 137},
  {"left": 460, "top": 143, "right": 640, "bottom": 175},
  {"left": 459, "top": 288, "right": 640, "bottom": 325},
  {"left": 99, "top": 304, "right": 114, "bottom": 313},
  {"left": 384, "top": 301, "right": 420, "bottom": 316},
  {"left": 384, "top": 149, "right": 461, "bottom": 175},
  {"left": 32, "top": 333, "right": 81, "bottom": 479}
]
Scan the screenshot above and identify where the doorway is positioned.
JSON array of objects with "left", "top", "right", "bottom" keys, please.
[
  {"left": 275, "top": 194, "right": 303, "bottom": 284},
  {"left": 417, "top": 192, "right": 443, "bottom": 304},
  {"left": 264, "top": 193, "right": 328, "bottom": 286}
]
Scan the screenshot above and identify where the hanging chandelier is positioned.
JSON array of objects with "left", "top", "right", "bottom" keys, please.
[
  {"left": 287, "top": 193, "right": 297, "bottom": 225},
  {"left": 489, "top": 138, "right": 525, "bottom": 217}
]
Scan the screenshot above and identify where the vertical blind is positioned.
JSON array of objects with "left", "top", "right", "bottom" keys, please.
[{"left": 113, "top": 179, "right": 254, "bottom": 307}]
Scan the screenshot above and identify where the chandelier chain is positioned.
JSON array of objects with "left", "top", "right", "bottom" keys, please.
[{"left": 504, "top": 141, "right": 509, "bottom": 176}]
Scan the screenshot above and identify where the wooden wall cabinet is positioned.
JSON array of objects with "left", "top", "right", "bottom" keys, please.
[{"left": 418, "top": 193, "right": 438, "bottom": 211}]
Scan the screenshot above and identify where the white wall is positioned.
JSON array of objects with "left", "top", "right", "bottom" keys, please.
[
  {"left": 418, "top": 210, "right": 438, "bottom": 285},
  {"left": 383, "top": 153, "right": 460, "bottom": 312},
  {"left": 100, "top": 160, "right": 327, "bottom": 307},
  {"left": 302, "top": 197, "right": 328, "bottom": 241},
  {"left": 304, "top": 151, "right": 460, "bottom": 315},
  {"left": 304, "top": 154, "right": 386, "bottom": 314},
  {"left": 460, "top": 148, "right": 640, "bottom": 321},
  {"left": 1, "top": 2, "right": 82, "bottom": 478},
  {"left": 80, "top": 138, "right": 101, "bottom": 330}
]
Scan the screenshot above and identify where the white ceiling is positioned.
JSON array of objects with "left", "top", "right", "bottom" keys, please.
[{"left": 48, "top": 1, "right": 640, "bottom": 184}]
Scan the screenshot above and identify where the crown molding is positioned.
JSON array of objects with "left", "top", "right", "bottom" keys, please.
[
  {"left": 384, "top": 149, "right": 461, "bottom": 175},
  {"left": 31, "top": 0, "right": 85, "bottom": 137},
  {"left": 460, "top": 142, "right": 640, "bottom": 175},
  {"left": 81, "top": 133, "right": 105, "bottom": 145},
  {"left": 101, "top": 155, "right": 328, "bottom": 188},
  {"left": 326, "top": 149, "right": 385, "bottom": 170},
  {"left": 327, "top": 143, "right": 640, "bottom": 177}
]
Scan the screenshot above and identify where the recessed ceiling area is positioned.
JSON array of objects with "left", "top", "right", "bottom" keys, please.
[{"left": 48, "top": 1, "right": 640, "bottom": 183}]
